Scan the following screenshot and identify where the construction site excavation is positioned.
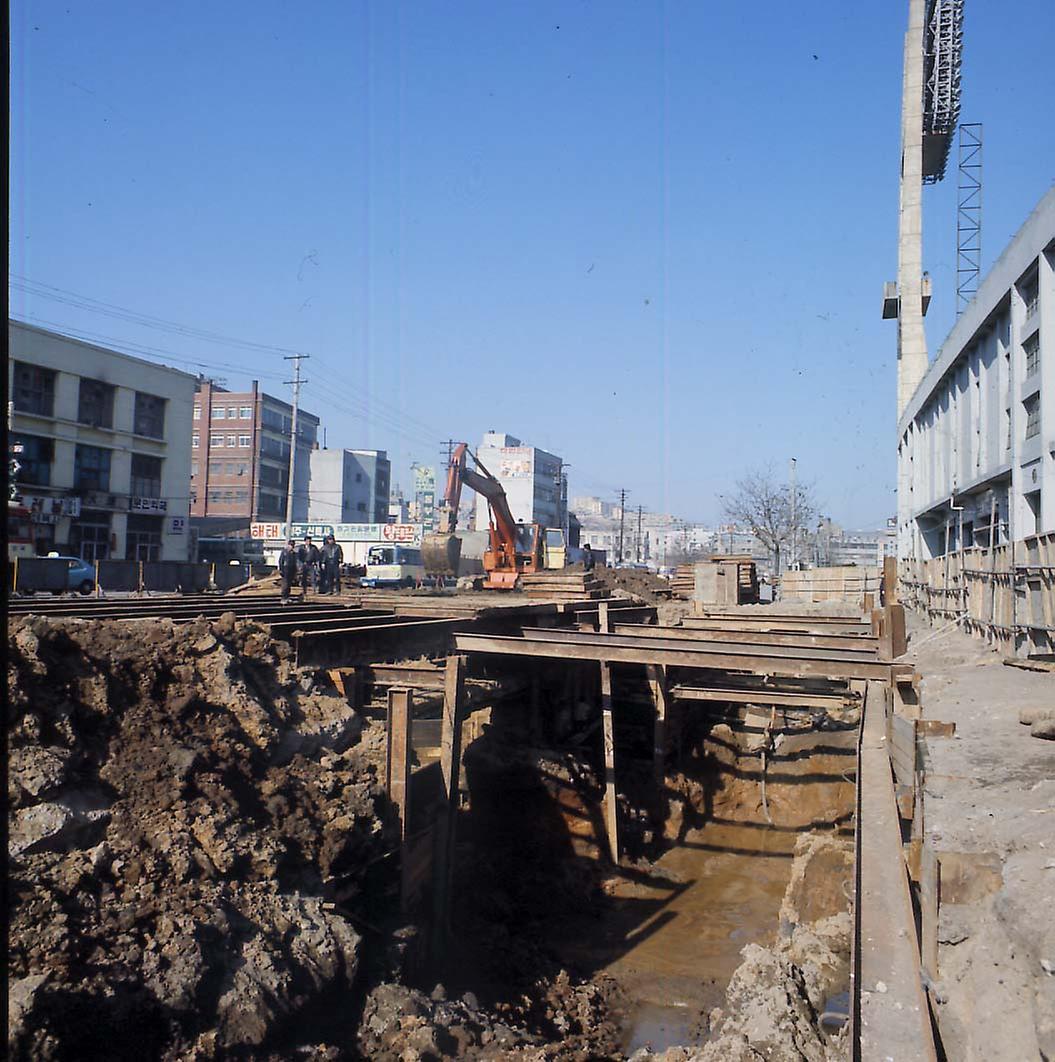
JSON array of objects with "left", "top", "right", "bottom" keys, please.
[
  {"left": 10, "top": 1, "right": 1055, "bottom": 1059},
  {"left": 9, "top": 562, "right": 954, "bottom": 1061}
]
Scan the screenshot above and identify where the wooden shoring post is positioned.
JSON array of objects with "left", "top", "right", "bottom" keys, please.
[
  {"left": 883, "top": 555, "right": 898, "bottom": 605},
  {"left": 432, "top": 654, "right": 467, "bottom": 953},
  {"left": 598, "top": 600, "right": 610, "bottom": 634},
  {"left": 599, "top": 660, "right": 619, "bottom": 864},
  {"left": 646, "top": 663, "right": 668, "bottom": 788},
  {"left": 386, "top": 688, "right": 412, "bottom": 840}
]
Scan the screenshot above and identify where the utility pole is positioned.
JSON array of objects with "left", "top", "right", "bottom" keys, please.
[
  {"left": 283, "top": 354, "right": 309, "bottom": 531},
  {"left": 635, "top": 505, "right": 644, "bottom": 563},
  {"left": 789, "top": 457, "right": 798, "bottom": 573},
  {"left": 439, "top": 439, "right": 457, "bottom": 468},
  {"left": 616, "top": 489, "right": 628, "bottom": 564}
]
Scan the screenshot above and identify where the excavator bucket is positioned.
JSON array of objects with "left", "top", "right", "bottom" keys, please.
[{"left": 421, "top": 533, "right": 462, "bottom": 577}]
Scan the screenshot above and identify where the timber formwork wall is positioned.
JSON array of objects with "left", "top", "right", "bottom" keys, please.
[
  {"left": 900, "top": 531, "right": 1055, "bottom": 656},
  {"left": 780, "top": 565, "right": 881, "bottom": 605}
]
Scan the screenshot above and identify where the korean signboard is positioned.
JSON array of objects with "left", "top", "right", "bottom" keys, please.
[{"left": 251, "top": 522, "right": 423, "bottom": 546}]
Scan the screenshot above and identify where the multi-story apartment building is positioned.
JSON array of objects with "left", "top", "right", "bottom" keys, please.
[
  {"left": 190, "top": 380, "right": 319, "bottom": 523},
  {"left": 307, "top": 448, "right": 391, "bottom": 525},
  {"left": 8, "top": 321, "right": 196, "bottom": 561},
  {"left": 470, "top": 431, "right": 565, "bottom": 533},
  {"left": 897, "top": 186, "right": 1055, "bottom": 557}
]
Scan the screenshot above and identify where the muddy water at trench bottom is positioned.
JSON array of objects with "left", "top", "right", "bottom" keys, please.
[{"left": 548, "top": 820, "right": 798, "bottom": 1055}]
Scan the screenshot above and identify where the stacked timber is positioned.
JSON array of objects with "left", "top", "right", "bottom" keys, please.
[
  {"left": 519, "top": 571, "right": 605, "bottom": 600},
  {"left": 780, "top": 565, "right": 880, "bottom": 605},
  {"left": 671, "top": 565, "right": 696, "bottom": 598},
  {"left": 673, "top": 556, "right": 759, "bottom": 604}
]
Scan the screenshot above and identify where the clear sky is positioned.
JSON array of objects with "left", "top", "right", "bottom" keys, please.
[{"left": 10, "top": 1, "right": 1055, "bottom": 527}]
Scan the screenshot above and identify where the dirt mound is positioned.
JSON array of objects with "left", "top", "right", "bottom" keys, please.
[
  {"left": 577, "top": 565, "right": 669, "bottom": 605},
  {"left": 7, "top": 615, "right": 390, "bottom": 1059}
]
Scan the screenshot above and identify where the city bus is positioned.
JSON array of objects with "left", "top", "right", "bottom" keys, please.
[{"left": 361, "top": 544, "right": 425, "bottom": 588}]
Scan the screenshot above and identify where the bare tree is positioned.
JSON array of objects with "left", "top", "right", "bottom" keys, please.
[{"left": 722, "top": 467, "right": 816, "bottom": 576}]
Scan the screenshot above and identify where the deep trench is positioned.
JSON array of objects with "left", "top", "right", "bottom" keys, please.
[{"left": 424, "top": 657, "right": 859, "bottom": 1054}]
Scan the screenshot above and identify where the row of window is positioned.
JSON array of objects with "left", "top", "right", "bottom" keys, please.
[
  {"left": 13, "top": 362, "right": 167, "bottom": 438},
  {"left": 191, "top": 433, "right": 252, "bottom": 449},
  {"left": 12, "top": 434, "right": 164, "bottom": 495},
  {"left": 193, "top": 404, "right": 253, "bottom": 420},
  {"left": 190, "top": 461, "right": 251, "bottom": 477},
  {"left": 206, "top": 489, "right": 251, "bottom": 503}
]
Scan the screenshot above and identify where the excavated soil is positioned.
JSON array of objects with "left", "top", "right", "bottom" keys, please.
[{"left": 6, "top": 616, "right": 636, "bottom": 1061}]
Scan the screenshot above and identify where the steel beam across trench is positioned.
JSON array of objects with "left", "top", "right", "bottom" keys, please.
[
  {"left": 610, "top": 622, "right": 881, "bottom": 654},
  {"left": 452, "top": 630, "right": 902, "bottom": 682}
]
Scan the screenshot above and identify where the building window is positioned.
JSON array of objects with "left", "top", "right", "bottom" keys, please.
[
  {"left": 74, "top": 445, "right": 112, "bottom": 491},
  {"left": 208, "top": 490, "right": 221, "bottom": 503},
  {"left": 191, "top": 461, "right": 199, "bottom": 477},
  {"left": 192, "top": 433, "right": 200, "bottom": 449},
  {"left": 225, "top": 407, "right": 236, "bottom": 419},
  {"left": 227, "top": 434, "right": 236, "bottom": 447},
  {"left": 212, "top": 407, "right": 225, "bottom": 419},
  {"left": 77, "top": 378, "right": 115, "bottom": 429},
  {"left": 1006, "top": 408, "right": 1012, "bottom": 451},
  {"left": 1025, "top": 395, "right": 1041, "bottom": 440},
  {"left": 238, "top": 434, "right": 251, "bottom": 447},
  {"left": 126, "top": 514, "right": 163, "bottom": 562},
  {"left": 357, "top": 501, "right": 367, "bottom": 512},
  {"left": 258, "top": 491, "right": 284, "bottom": 516},
  {"left": 130, "top": 454, "right": 162, "bottom": 498},
  {"left": 134, "top": 392, "right": 166, "bottom": 438},
  {"left": 193, "top": 405, "right": 201, "bottom": 420},
  {"left": 210, "top": 433, "right": 224, "bottom": 447},
  {"left": 223, "top": 490, "right": 234, "bottom": 502},
  {"left": 1024, "top": 332, "right": 1040, "bottom": 377},
  {"left": 225, "top": 462, "right": 235, "bottom": 474},
  {"left": 13, "top": 362, "right": 56, "bottom": 417},
  {"left": 190, "top": 489, "right": 197, "bottom": 503},
  {"left": 209, "top": 461, "right": 221, "bottom": 475},
  {"left": 71, "top": 510, "right": 111, "bottom": 562},
  {"left": 235, "top": 489, "right": 249, "bottom": 502},
  {"left": 236, "top": 463, "right": 248, "bottom": 476},
  {"left": 239, "top": 406, "right": 252, "bottom": 419},
  {"left": 1024, "top": 278, "right": 1040, "bottom": 319},
  {"left": 11, "top": 434, "right": 53, "bottom": 487}
]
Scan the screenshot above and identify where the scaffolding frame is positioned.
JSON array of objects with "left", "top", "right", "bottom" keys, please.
[{"left": 956, "top": 123, "right": 983, "bottom": 315}]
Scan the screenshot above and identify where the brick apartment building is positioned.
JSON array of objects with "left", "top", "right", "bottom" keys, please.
[{"left": 190, "top": 380, "right": 320, "bottom": 523}]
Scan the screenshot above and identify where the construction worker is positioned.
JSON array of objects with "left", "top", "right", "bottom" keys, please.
[
  {"left": 582, "top": 543, "right": 595, "bottom": 572},
  {"left": 322, "top": 534, "right": 344, "bottom": 595},
  {"left": 299, "top": 535, "right": 320, "bottom": 596},
  {"left": 278, "top": 540, "right": 298, "bottom": 602}
]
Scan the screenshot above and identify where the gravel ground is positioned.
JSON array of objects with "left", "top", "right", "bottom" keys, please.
[{"left": 908, "top": 613, "right": 1055, "bottom": 1060}]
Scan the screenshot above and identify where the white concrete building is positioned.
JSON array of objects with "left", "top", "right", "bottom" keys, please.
[
  {"left": 897, "top": 186, "right": 1055, "bottom": 558},
  {"left": 307, "top": 448, "right": 391, "bottom": 525},
  {"left": 471, "top": 432, "right": 564, "bottom": 532},
  {"left": 9, "top": 321, "right": 196, "bottom": 561}
]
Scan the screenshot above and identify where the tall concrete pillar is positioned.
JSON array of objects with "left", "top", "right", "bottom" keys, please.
[{"left": 897, "top": 0, "right": 929, "bottom": 417}]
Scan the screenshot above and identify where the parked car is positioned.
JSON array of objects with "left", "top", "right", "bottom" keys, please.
[{"left": 50, "top": 555, "right": 97, "bottom": 595}]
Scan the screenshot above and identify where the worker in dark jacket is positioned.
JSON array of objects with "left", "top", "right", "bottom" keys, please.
[
  {"left": 582, "top": 543, "right": 595, "bottom": 572},
  {"left": 299, "top": 535, "right": 321, "bottom": 596},
  {"left": 278, "top": 540, "right": 298, "bottom": 601},
  {"left": 322, "top": 535, "right": 344, "bottom": 595}
]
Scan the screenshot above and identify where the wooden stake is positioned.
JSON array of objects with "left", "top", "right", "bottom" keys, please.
[
  {"left": 599, "top": 660, "right": 619, "bottom": 864},
  {"left": 646, "top": 663, "right": 668, "bottom": 788},
  {"left": 386, "top": 688, "right": 412, "bottom": 840},
  {"left": 433, "top": 654, "right": 467, "bottom": 954}
]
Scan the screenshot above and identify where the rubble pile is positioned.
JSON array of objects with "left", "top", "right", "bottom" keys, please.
[{"left": 7, "top": 615, "right": 390, "bottom": 1059}]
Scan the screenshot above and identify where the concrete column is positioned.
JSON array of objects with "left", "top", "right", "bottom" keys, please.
[{"left": 897, "top": 0, "right": 929, "bottom": 417}]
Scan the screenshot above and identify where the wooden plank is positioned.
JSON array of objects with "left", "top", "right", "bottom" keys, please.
[
  {"left": 432, "top": 654, "right": 467, "bottom": 955},
  {"left": 855, "top": 680, "right": 938, "bottom": 1060},
  {"left": 646, "top": 663, "right": 668, "bottom": 787},
  {"left": 386, "top": 688, "right": 413, "bottom": 840},
  {"left": 670, "top": 686, "right": 852, "bottom": 710},
  {"left": 611, "top": 621, "right": 880, "bottom": 652},
  {"left": 918, "top": 720, "right": 956, "bottom": 738},
  {"left": 920, "top": 843, "right": 940, "bottom": 983},
  {"left": 452, "top": 632, "right": 899, "bottom": 682},
  {"left": 599, "top": 661, "right": 619, "bottom": 864}
]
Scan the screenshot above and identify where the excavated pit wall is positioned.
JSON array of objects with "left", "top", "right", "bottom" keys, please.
[{"left": 444, "top": 695, "right": 859, "bottom": 1059}]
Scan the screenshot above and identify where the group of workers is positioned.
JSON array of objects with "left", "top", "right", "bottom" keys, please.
[{"left": 278, "top": 534, "right": 344, "bottom": 601}]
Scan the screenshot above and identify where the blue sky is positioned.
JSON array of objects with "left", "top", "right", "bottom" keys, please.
[{"left": 10, "top": 1, "right": 1055, "bottom": 527}]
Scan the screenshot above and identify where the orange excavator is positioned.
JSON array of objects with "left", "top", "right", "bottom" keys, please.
[{"left": 420, "top": 442, "right": 543, "bottom": 590}]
